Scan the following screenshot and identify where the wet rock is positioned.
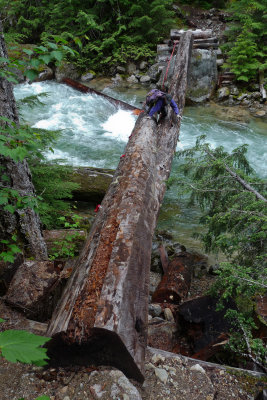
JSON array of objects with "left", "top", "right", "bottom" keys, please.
[
  {"left": 216, "top": 59, "right": 224, "bottom": 67},
  {"left": 149, "top": 303, "right": 162, "bottom": 317},
  {"left": 251, "top": 92, "right": 261, "bottom": 100},
  {"left": 186, "top": 49, "right": 218, "bottom": 103},
  {"left": 147, "top": 62, "right": 166, "bottom": 82},
  {"left": 127, "top": 75, "right": 139, "bottom": 83},
  {"left": 139, "top": 61, "right": 148, "bottom": 70},
  {"left": 230, "top": 85, "right": 239, "bottom": 96},
  {"left": 140, "top": 75, "right": 151, "bottom": 83},
  {"left": 69, "top": 166, "right": 114, "bottom": 203},
  {"left": 81, "top": 72, "right": 95, "bottom": 82},
  {"left": 255, "top": 110, "right": 266, "bottom": 117},
  {"left": 164, "top": 308, "right": 175, "bottom": 322},
  {"left": 127, "top": 62, "right": 137, "bottom": 75},
  {"left": 36, "top": 66, "right": 54, "bottom": 82},
  {"left": 241, "top": 98, "right": 251, "bottom": 106},
  {"left": 149, "top": 272, "right": 162, "bottom": 295},
  {"left": 237, "top": 93, "right": 247, "bottom": 101},
  {"left": 111, "top": 73, "right": 123, "bottom": 84},
  {"left": 55, "top": 62, "right": 81, "bottom": 82},
  {"left": 117, "top": 66, "right": 126, "bottom": 73},
  {"left": 217, "top": 86, "right": 230, "bottom": 100}
]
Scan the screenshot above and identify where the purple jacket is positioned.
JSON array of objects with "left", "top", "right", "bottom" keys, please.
[{"left": 148, "top": 98, "right": 179, "bottom": 117}]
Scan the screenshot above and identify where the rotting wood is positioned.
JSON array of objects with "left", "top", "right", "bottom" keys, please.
[
  {"left": 152, "top": 252, "right": 193, "bottom": 304},
  {"left": 46, "top": 32, "right": 193, "bottom": 383},
  {"left": 62, "top": 77, "right": 140, "bottom": 112}
]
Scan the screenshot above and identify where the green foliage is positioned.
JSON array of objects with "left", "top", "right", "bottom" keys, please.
[
  {"left": 17, "top": 93, "right": 49, "bottom": 111},
  {"left": 0, "top": 235, "right": 21, "bottom": 263},
  {"left": 49, "top": 214, "right": 83, "bottom": 260},
  {"left": 223, "top": 0, "right": 267, "bottom": 81},
  {"left": 31, "top": 162, "right": 80, "bottom": 229},
  {"left": 1, "top": 36, "right": 77, "bottom": 83},
  {"left": 0, "top": 329, "right": 50, "bottom": 366},
  {"left": 173, "top": 136, "right": 267, "bottom": 369},
  {"left": 1, "top": 0, "right": 176, "bottom": 71},
  {"left": 0, "top": 117, "right": 49, "bottom": 162}
]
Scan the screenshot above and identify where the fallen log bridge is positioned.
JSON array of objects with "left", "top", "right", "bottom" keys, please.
[
  {"left": 62, "top": 77, "right": 140, "bottom": 112},
  {"left": 47, "top": 32, "right": 193, "bottom": 382}
]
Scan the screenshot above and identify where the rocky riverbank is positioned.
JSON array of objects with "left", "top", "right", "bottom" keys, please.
[{"left": 0, "top": 302, "right": 266, "bottom": 400}]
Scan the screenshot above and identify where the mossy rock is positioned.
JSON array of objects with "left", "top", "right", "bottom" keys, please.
[{"left": 70, "top": 166, "right": 114, "bottom": 203}]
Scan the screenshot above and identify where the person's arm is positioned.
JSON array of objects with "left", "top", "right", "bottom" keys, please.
[
  {"left": 170, "top": 99, "right": 179, "bottom": 115},
  {"left": 148, "top": 98, "right": 164, "bottom": 117}
]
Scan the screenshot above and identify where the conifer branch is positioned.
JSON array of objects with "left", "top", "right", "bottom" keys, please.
[{"left": 205, "top": 150, "right": 267, "bottom": 203}]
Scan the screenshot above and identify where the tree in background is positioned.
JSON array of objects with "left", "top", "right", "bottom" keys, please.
[
  {"left": 224, "top": 0, "right": 267, "bottom": 82},
  {"left": 172, "top": 137, "right": 267, "bottom": 371},
  {"left": 0, "top": 0, "right": 176, "bottom": 70},
  {"left": 0, "top": 20, "right": 48, "bottom": 261}
]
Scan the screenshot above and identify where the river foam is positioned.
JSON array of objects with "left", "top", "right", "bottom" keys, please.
[{"left": 14, "top": 81, "right": 266, "bottom": 177}]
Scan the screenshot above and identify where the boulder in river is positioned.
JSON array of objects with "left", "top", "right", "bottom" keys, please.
[
  {"left": 55, "top": 62, "right": 81, "bottom": 82},
  {"left": 186, "top": 49, "right": 218, "bottom": 103}
]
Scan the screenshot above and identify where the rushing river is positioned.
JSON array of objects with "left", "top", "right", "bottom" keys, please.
[{"left": 14, "top": 81, "right": 267, "bottom": 255}]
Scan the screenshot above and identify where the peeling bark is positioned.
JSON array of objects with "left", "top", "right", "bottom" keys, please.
[{"left": 47, "top": 32, "right": 193, "bottom": 382}]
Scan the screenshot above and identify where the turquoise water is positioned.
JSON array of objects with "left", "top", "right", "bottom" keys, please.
[{"left": 14, "top": 81, "right": 267, "bottom": 252}]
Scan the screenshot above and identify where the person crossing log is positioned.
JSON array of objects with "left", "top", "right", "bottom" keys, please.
[{"left": 46, "top": 31, "right": 193, "bottom": 383}]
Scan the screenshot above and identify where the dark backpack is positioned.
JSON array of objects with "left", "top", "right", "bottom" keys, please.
[{"left": 146, "top": 89, "right": 166, "bottom": 106}]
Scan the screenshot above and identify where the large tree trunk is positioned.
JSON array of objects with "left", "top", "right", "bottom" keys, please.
[
  {"left": 0, "top": 22, "right": 47, "bottom": 260},
  {"left": 47, "top": 32, "right": 193, "bottom": 382}
]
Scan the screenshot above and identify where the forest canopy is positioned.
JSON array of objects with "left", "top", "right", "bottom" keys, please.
[{"left": 1, "top": 0, "right": 266, "bottom": 82}]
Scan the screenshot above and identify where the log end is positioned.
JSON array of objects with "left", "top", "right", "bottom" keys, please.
[{"left": 46, "top": 327, "right": 145, "bottom": 383}]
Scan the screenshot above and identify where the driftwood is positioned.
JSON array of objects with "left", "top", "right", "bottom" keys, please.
[
  {"left": 158, "top": 38, "right": 218, "bottom": 54},
  {"left": 62, "top": 78, "right": 140, "bottom": 112},
  {"left": 171, "top": 29, "right": 213, "bottom": 40},
  {"left": 46, "top": 32, "right": 193, "bottom": 382}
]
